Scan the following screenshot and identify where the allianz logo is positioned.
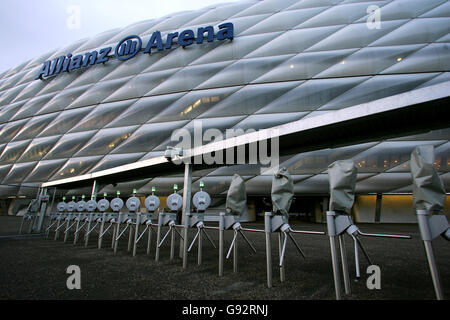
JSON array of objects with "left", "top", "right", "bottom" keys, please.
[{"left": 35, "top": 22, "right": 234, "bottom": 80}]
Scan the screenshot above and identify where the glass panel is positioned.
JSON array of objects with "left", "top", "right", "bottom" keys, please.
[
  {"left": 10, "top": 93, "right": 56, "bottom": 121},
  {"left": 37, "top": 84, "right": 91, "bottom": 115},
  {"left": 353, "top": 141, "right": 445, "bottom": 173},
  {"left": 288, "top": 0, "right": 342, "bottom": 10},
  {"left": 103, "top": 69, "right": 181, "bottom": 103},
  {"left": 298, "top": 2, "right": 380, "bottom": 28},
  {"left": 148, "top": 11, "right": 208, "bottom": 33},
  {"left": 150, "top": 86, "right": 241, "bottom": 123},
  {"left": 11, "top": 79, "right": 47, "bottom": 103},
  {"left": 197, "top": 55, "right": 292, "bottom": 89},
  {"left": 17, "top": 135, "right": 61, "bottom": 163},
  {"left": 187, "top": 2, "right": 254, "bottom": 26},
  {"left": 233, "top": 112, "right": 306, "bottom": 131},
  {"left": 356, "top": 173, "right": 412, "bottom": 193},
  {"left": 233, "top": 0, "right": 298, "bottom": 18},
  {"left": 283, "top": 142, "right": 377, "bottom": 175},
  {"left": 12, "top": 113, "right": 58, "bottom": 142},
  {"left": 0, "top": 119, "right": 28, "bottom": 144},
  {"left": 293, "top": 174, "right": 328, "bottom": 193},
  {"left": 416, "top": 72, "right": 450, "bottom": 89},
  {"left": 255, "top": 49, "right": 357, "bottom": 83},
  {"left": 381, "top": 43, "right": 450, "bottom": 74},
  {"left": 99, "top": 178, "right": 151, "bottom": 196},
  {"left": 50, "top": 156, "right": 103, "bottom": 181},
  {"left": 148, "top": 61, "right": 232, "bottom": 96},
  {"left": 0, "top": 140, "right": 31, "bottom": 165},
  {"left": 244, "top": 175, "right": 272, "bottom": 194},
  {"left": 70, "top": 99, "right": 137, "bottom": 133},
  {"left": 246, "top": 25, "right": 341, "bottom": 58},
  {"left": 370, "top": 17, "right": 450, "bottom": 46},
  {"left": 209, "top": 163, "right": 263, "bottom": 177},
  {"left": 137, "top": 177, "right": 186, "bottom": 194},
  {"left": 144, "top": 41, "right": 223, "bottom": 73},
  {"left": 37, "top": 106, "right": 95, "bottom": 137},
  {"left": 153, "top": 115, "right": 246, "bottom": 151},
  {"left": 319, "top": 73, "right": 438, "bottom": 111},
  {"left": 0, "top": 101, "right": 25, "bottom": 124},
  {"left": 73, "top": 125, "right": 139, "bottom": 157},
  {"left": 1, "top": 161, "right": 37, "bottom": 184},
  {"left": 199, "top": 81, "right": 300, "bottom": 118},
  {"left": 0, "top": 84, "right": 27, "bottom": 106},
  {"left": 191, "top": 32, "right": 281, "bottom": 66},
  {"left": 241, "top": 7, "right": 325, "bottom": 35},
  {"left": 23, "top": 159, "right": 67, "bottom": 183},
  {"left": 315, "top": 44, "right": 424, "bottom": 78},
  {"left": 110, "top": 121, "right": 188, "bottom": 154},
  {"left": 90, "top": 153, "right": 145, "bottom": 173},
  {"left": 0, "top": 164, "right": 12, "bottom": 182},
  {"left": 360, "top": 0, "right": 448, "bottom": 22},
  {"left": 64, "top": 59, "right": 122, "bottom": 90},
  {"left": 306, "top": 20, "right": 407, "bottom": 52},
  {"left": 107, "top": 20, "right": 160, "bottom": 44},
  {"left": 43, "top": 130, "right": 97, "bottom": 160},
  {"left": 66, "top": 77, "right": 132, "bottom": 110},
  {"left": 257, "top": 77, "right": 367, "bottom": 114},
  {"left": 37, "top": 71, "right": 81, "bottom": 96},
  {"left": 419, "top": 0, "right": 450, "bottom": 18},
  {"left": 101, "top": 50, "right": 170, "bottom": 82},
  {"left": 0, "top": 72, "right": 24, "bottom": 92},
  {"left": 106, "top": 93, "right": 184, "bottom": 128}
]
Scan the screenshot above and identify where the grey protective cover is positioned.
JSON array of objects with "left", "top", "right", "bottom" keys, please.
[
  {"left": 328, "top": 160, "right": 358, "bottom": 214},
  {"left": 226, "top": 174, "right": 247, "bottom": 215},
  {"left": 271, "top": 167, "right": 294, "bottom": 217},
  {"left": 410, "top": 145, "right": 446, "bottom": 212}
]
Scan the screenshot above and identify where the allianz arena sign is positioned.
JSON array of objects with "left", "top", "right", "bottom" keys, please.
[{"left": 35, "top": 22, "right": 234, "bottom": 80}]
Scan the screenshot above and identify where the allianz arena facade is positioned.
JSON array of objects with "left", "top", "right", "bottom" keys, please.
[{"left": 0, "top": 0, "right": 449, "bottom": 222}]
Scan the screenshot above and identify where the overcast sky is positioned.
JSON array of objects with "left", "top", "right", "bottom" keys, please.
[{"left": 0, "top": 0, "right": 241, "bottom": 73}]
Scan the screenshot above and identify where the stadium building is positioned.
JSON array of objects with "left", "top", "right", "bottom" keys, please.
[{"left": 0, "top": 0, "right": 449, "bottom": 223}]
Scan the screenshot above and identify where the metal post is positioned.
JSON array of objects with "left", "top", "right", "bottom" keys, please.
[
  {"left": 36, "top": 188, "right": 48, "bottom": 233},
  {"left": 264, "top": 212, "right": 273, "bottom": 288},
  {"left": 219, "top": 212, "right": 224, "bottom": 277},
  {"left": 197, "top": 226, "right": 203, "bottom": 266},
  {"left": 127, "top": 221, "right": 133, "bottom": 253},
  {"left": 182, "top": 162, "right": 192, "bottom": 269},
  {"left": 114, "top": 213, "right": 122, "bottom": 252},
  {"left": 233, "top": 229, "right": 238, "bottom": 273},
  {"left": 155, "top": 212, "right": 162, "bottom": 262},
  {"left": 147, "top": 221, "right": 153, "bottom": 255},
  {"left": 417, "top": 210, "right": 444, "bottom": 300},
  {"left": 170, "top": 226, "right": 175, "bottom": 261},
  {"left": 133, "top": 213, "right": 141, "bottom": 257},
  {"left": 73, "top": 213, "right": 81, "bottom": 245},
  {"left": 98, "top": 213, "right": 106, "bottom": 249},
  {"left": 64, "top": 213, "right": 71, "bottom": 243},
  {"left": 84, "top": 213, "right": 91, "bottom": 247},
  {"left": 279, "top": 232, "right": 285, "bottom": 282},
  {"left": 327, "top": 211, "right": 342, "bottom": 300},
  {"left": 54, "top": 217, "right": 61, "bottom": 240},
  {"left": 354, "top": 236, "right": 360, "bottom": 280},
  {"left": 339, "top": 234, "right": 351, "bottom": 295}
]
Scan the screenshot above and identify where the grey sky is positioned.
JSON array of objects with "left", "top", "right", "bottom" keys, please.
[{"left": 0, "top": 0, "right": 241, "bottom": 73}]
